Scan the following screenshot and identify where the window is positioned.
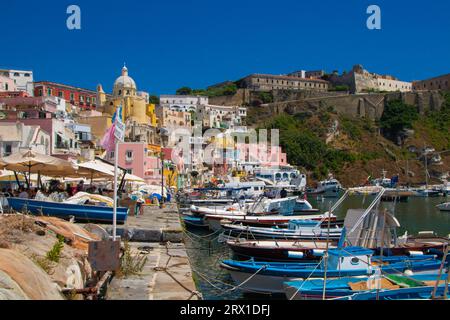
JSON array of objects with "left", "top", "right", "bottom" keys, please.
[
  {"left": 13, "top": 72, "right": 19, "bottom": 77},
  {"left": 58, "top": 91, "right": 64, "bottom": 98},
  {"left": 350, "top": 257, "right": 360, "bottom": 265},
  {"left": 126, "top": 169, "right": 133, "bottom": 174},
  {"left": 109, "top": 151, "right": 115, "bottom": 158},
  {"left": 70, "top": 93, "right": 75, "bottom": 101},
  {"left": 5, "top": 83, "right": 8, "bottom": 91},
  {"left": 38, "top": 89, "right": 43, "bottom": 96},
  {"left": 47, "top": 88, "right": 52, "bottom": 96},
  {"left": 126, "top": 150, "right": 133, "bottom": 161},
  {"left": 24, "top": 73, "right": 30, "bottom": 77},
  {"left": 80, "top": 96, "right": 84, "bottom": 102},
  {"left": 4, "top": 144, "right": 12, "bottom": 156}
]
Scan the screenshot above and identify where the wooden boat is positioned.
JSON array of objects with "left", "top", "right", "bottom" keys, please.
[
  {"left": 220, "top": 247, "right": 445, "bottom": 294},
  {"left": 205, "top": 212, "right": 335, "bottom": 231},
  {"left": 7, "top": 197, "right": 128, "bottom": 224},
  {"left": 284, "top": 273, "right": 449, "bottom": 300},
  {"left": 227, "top": 239, "right": 338, "bottom": 261},
  {"left": 181, "top": 214, "right": 209, "bottom": 228},
  {"left": 221, "top": 220, "right": 343, "bottom": 240},
  {"left": 226, "top": 237, "right": 449, "bottom": 262}
]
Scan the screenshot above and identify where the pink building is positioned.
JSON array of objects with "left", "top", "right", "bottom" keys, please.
[
  {"left": 105, "top": 142, "right": 162, "bottom": 185},
  {"left": 0, "top": 75, "right": 17, "bottom": 92}
]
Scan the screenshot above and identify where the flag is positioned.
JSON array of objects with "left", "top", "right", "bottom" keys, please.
[
  {"left": 101, "top": 105, "right": 122, "bottom": 152},
  {"left": 101, "top": 123, "right": 116, "bottom": 152}
]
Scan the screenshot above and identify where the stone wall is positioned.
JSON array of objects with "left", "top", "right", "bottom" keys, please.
[{"left": 259, "top": 91, "right": 445, "bottom": 120}]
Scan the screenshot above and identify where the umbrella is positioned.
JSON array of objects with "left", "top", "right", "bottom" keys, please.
[
  {"left": 76, "top": 160, "right": 114, "bottom": 181},
  {"left": 0, "top": 150, "right": 79, "bottom": 177}
]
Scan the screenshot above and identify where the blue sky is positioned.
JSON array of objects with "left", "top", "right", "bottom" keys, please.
[{"left": 1, "top": 0, "right": 450, "bottom": 95}]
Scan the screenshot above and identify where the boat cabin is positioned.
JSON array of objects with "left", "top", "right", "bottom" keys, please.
[
  {"left": 288, "top": 220, "right": 321, "bottom": 230},
  {"left": 325, "top": 247, "right": 373, "bottom": 271}
]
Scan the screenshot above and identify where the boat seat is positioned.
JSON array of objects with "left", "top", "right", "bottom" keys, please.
[
  {"left": 423, "top": 280, "right": 446, "bottom": 287},
  {"left": 348, "top": 279, "right": 400, "bottom": 291}
]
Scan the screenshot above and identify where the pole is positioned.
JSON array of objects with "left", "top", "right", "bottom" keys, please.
[
  {"left": 113, "top": 141, "right": 119, "bottom": 240},
  {"left": 322, "top": 203, "right": 332, "bottom": 300},
  {"left": 160, "top": 151, "right": 164, "bottom": 209}
]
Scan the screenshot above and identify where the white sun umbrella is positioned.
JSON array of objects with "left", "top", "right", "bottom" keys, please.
[
  {"left": 0, "top": 150, "right": 78, "bottom": 175},
  {"left": 76, "top": 160, "right": 114, "bottom": 182}
]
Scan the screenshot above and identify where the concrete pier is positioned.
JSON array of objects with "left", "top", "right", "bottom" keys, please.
[{"left": 106, "top": 203, "right": 200, "bottom": 300}]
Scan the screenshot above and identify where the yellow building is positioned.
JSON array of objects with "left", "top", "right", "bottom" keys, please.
[
  {"left": 98, "top": 65, "right": 158, "bottom": 126},
  {"left": 96, "top": 65, "right": 159, "bottom": 144}
]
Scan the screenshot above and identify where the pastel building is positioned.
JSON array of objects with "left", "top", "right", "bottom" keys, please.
[
  {"left": 0, "top": 75, "right": 17, "bottom": 92},
  {"left": 0, "top": 96, "right": 80, "bottom": 160},
  {"left": 34, "top": 81, "right": 99, "bottom": 110},
  {"left": 0, "top": 122, "right": 51, "bottom": 157},
  {"left": 0, "top": 69, "right": 34, "bottom": 96},
  {"left": 97, "top": 66, "right": 158, "bottom": 144},
  {"left": 104, "top": 142, "right": 162, "bottom": 185},
  {"left": 159, "top": 95, "right": 209, "bottom": 112}
]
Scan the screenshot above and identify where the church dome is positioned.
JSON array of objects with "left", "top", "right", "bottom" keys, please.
[{"left": 113, "top": 65, "right": 137, "bottom": 96}]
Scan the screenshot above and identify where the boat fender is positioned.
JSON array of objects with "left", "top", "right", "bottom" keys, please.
[
  {"left": 312, "top": 249, "right": 325, "bottom": 257},
  {"left": 404, "top": 270, "right": 414, "bottom": 277},
  {"left": 408, "top": 251, "right": 424, "bottom": 257},
  {"left": 287, "top": 251, "right": 304, "bottom": 259}
]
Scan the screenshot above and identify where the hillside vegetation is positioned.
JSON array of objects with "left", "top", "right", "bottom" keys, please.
[{"left": 253, "top": 93, "right": 450, "bottom": 187}]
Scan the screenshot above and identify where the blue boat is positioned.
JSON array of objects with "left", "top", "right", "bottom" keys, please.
[
  {"left": 220, "top": 247, "right": 445, "bottom": 294},
  {"left": 284, "top": 273, "right": 449, "bottom": 300},
  {"left": 181, "top": 214, "right": 208, "bottom": 228},
  {"left": 7, "top": 197, "right": 128, "bottom": 224}
]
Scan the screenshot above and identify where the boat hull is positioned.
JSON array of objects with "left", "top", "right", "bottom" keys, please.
[{"left": 7, "top": 197, "right": 128, "bottom": 224}]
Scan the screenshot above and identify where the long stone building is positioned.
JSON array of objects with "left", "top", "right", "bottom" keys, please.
[
  {"left": 236, "top": 73, "right": 329, "bottom": 92},
  {"left": 413, "top": 73, "right": 450, "bottom": 91},
  {"left": 328, "top": 65, "right": 412, "bottom": 94}
]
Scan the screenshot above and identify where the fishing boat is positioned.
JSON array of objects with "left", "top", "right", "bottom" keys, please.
[
  {"left": 226, "top": 239, "right": 337, "bottom": 261},
  {"left": 7, "top": 197, "right": 128, "bottom": 224},
  {"left": 221, "top": 219, "right": 343, "bottom": 241},
  {"left": 181, "top": 213, "right": 209, "bottom": 228},
  {"left": 205, "top": 212, "right": 335, "bottom": 231},
  {"left": 190, "top": 196, "right": 298, "bottom": 217},
  {"left": 307, "top": 175, "right": 342, "bottom": 198},
  {"left": 284, "top": 273, "right": 449, "bottom": 300},
  {"left": 226, "top": 236, "right": 448, "bottom": 262},
  {"left": 436, "top": 202, "right": 450, "bottom": 212},
  {"left": 293, "top": 198, "right": 320, "bottom": 214},
  {"left": 220, "top": 247, "right": 444, "bottom": 294}
]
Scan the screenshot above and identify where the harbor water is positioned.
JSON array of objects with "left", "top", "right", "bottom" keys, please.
[{"left": 183, "top": 195, "right": 450, "bottom": 300}]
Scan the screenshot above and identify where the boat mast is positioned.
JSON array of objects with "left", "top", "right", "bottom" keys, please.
[{"left": 322, "top": 202, "right": 332, "bottom": 300}]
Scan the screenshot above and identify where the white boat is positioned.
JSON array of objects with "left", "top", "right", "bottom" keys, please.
[
  {"left": 436, "top": 202, "right": 450, "bottom": 212},
  {"left": 191, "top": 196, "right": 297, "bottom": 217},
  {"left": 308, "top": 176, "right": 342, "bottom": 198},
  {"left": 221, "top": 219, "right": 343, "bottom": 240},
  {"left": 293, "top": 198, "right": 319, "bottom": 214},
  {"left": 205, "top": 212, "right": 335, "bottom": 231}
]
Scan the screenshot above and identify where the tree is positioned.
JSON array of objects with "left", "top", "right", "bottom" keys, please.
[
  {"left": 176, "top": 87, "right": 193, "bottom": 95},
  {"left": 380, "top": 100, "right": 418, "bottom": 137},
  {"left": 149, "top": 95, "right": 159, "bottom": 104}
]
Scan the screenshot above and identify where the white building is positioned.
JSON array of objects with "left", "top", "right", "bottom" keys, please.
[
  {"left": 159, "top": 95, "right": 209, "bottom": 112},
  {"left": 199, "top": 104, "right": 247, "bottom": 129},
  {"left": 0, "top": 122, "right": 50, "bottom": 157},
  {"left": 0, "top": 69, "right": 34, "bottom": 96}
]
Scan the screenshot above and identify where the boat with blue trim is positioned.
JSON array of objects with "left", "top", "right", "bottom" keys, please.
[{"left": 7, "top": 197, "right": 128, "bottom": 224}]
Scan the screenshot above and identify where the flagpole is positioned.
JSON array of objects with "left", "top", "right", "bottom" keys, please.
[{"left": 113, "top": 139, "right": 118, "bottom": 240}]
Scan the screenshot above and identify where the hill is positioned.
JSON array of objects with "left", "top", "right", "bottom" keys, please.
[{"left": 249, "top": 92, "right": 450, "bottom": 187}]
